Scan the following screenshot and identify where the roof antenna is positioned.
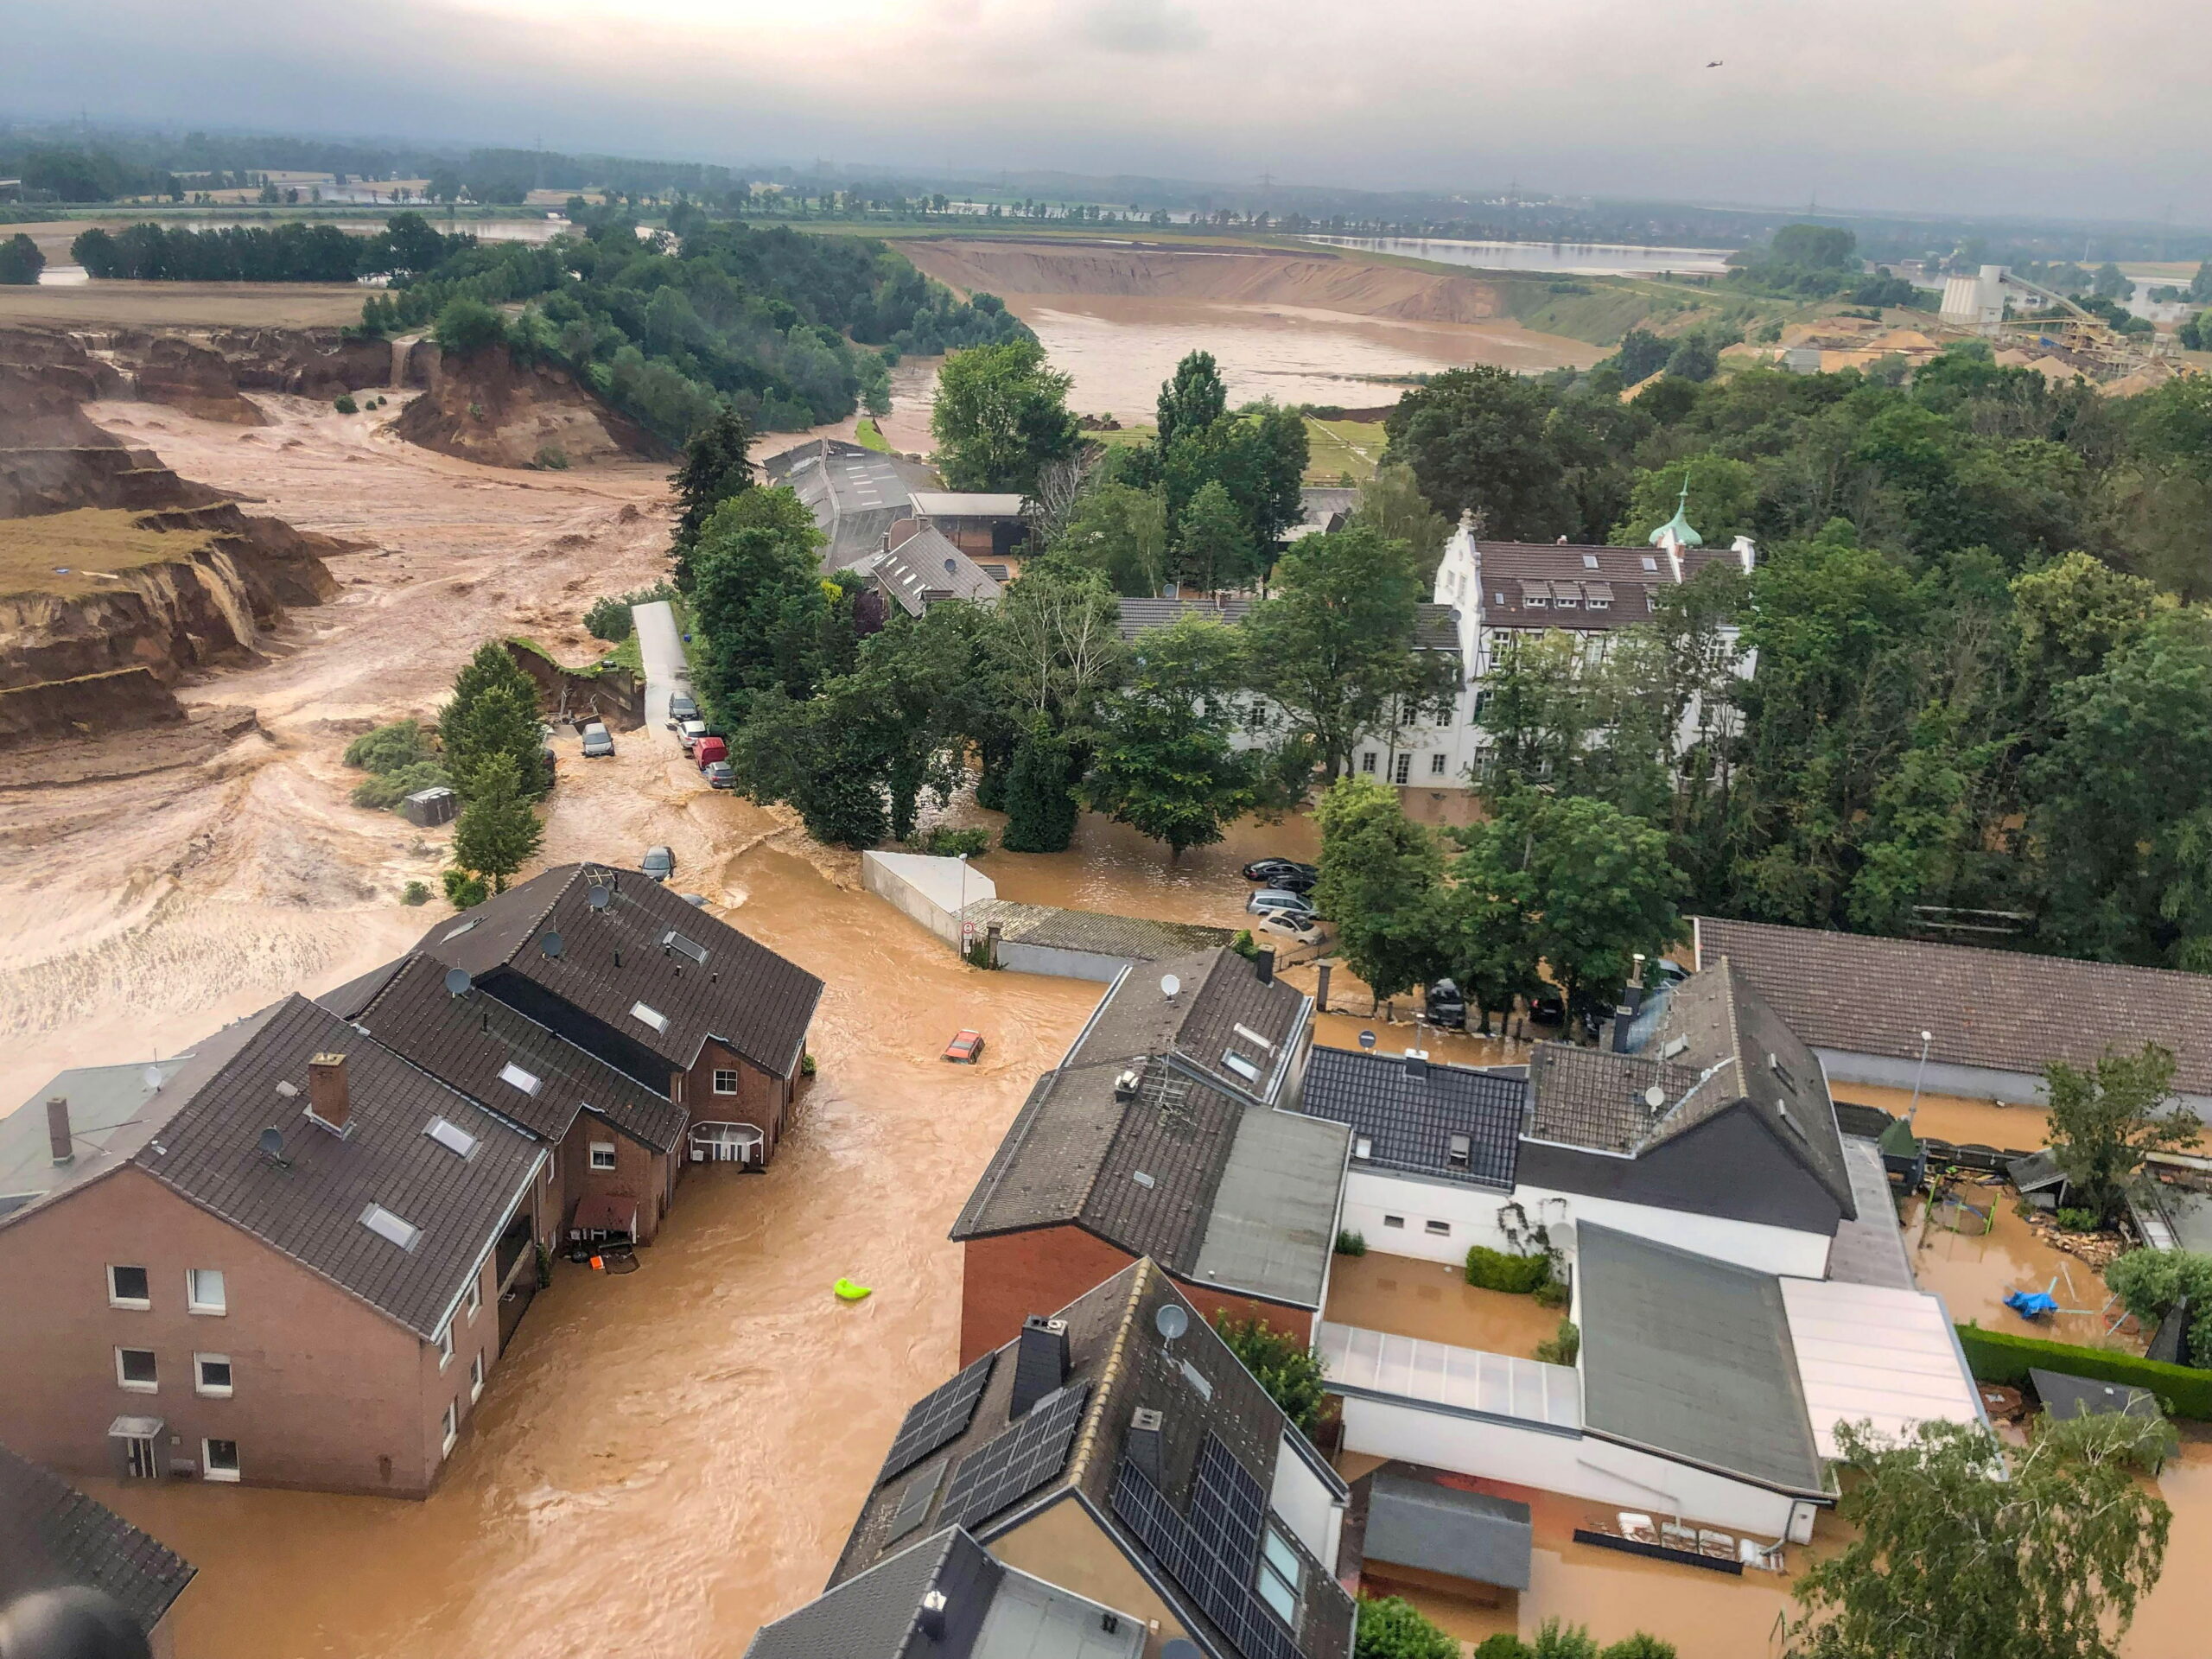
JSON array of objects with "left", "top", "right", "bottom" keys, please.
[{"left": 1154, "top": 1301, "right": 1188, "bottom": 1352}]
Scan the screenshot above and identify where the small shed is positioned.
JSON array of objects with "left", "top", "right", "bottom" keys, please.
[
  {"left": 1357, "top": 1470, "right": 1533, "bottom": 1603},
  {"left": 2031, "top": 1367, "right": 2165, "bottom": 1459},
  {"left": 404, "top": 786, "right": 457, "bottom": 827},
  {"left": 2006, "top": 1150, "right": 2069, "bottom": 1211}
]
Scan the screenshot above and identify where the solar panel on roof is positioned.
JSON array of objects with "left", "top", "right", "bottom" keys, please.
[
  {"left": 938, "top": 1383, "right": 1089, "bottom": 1531},
  {"left": 886, "top": 1459, "right": 948, "bottom": 1542},
  {"left": 877, "top": 1352, "right": 997, "bottom": 1484},
  {"left": 1111, "top": 1446, "right": 1300, "bottom": 1659}
]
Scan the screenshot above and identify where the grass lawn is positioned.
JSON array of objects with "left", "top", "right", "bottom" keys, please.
[
  {"left": 855, "top": 418, "right": 891, "bottom": 453},
  {"left": 1303, "top": 418, "right": 1385, "bottom": 483}
]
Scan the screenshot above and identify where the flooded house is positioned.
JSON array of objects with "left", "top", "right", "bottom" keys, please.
[
  {"left": 760, "top": 1259, "right": 1355, "bottom": 1659},
  {"left": 0, "top": 996, "right": 554, "bottom": 1497},
  {"left": 851, "top": 519, "right": 1005, "bottom": 618},
  {"left": 0, "top": 1440, "right": 197, "bottom": 1657},
  {"left": 951, "top": 948, "right": 1346, "bottom": 1363},
  {"left": 767, "top": 437, "right": 941, "bottom": 573}
]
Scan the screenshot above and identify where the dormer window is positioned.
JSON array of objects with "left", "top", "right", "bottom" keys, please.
[{"left": 1447, "top": 1135, "right": 1471, "bottom": 1169}]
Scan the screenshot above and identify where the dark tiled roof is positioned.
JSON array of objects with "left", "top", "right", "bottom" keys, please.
[
  {"left": 1064, "top": 950, "right": 1311, "bottom": 1104},
  {"left": 1358, "top": 1469, "right": 1532, "bottom": 1591},
  {"left": 356, "top": 955, "right": 685, "bottom": 1153},
  {"left": 872, "top": 524, "right": 1001, "bottom": 615},
  {"left": 835, "top": 1262, "right": 1355, "bottom": 1659},
  {"left": 413, "top": 865, "right": 823, "bottom": 1080},
  {"left": 315, "top": 957, "right": 407, "bottom": 1020},
  {"left": 1525, "top": 1045, "right": 1700, "bottom": 1154},
  {"left": 1694, "top": 915, "right": 2212, "bottom": 1097},
  {"left": 1471, "top": 540, "right": 1738, "bottom": 632},
  {"left": 1576, "top": 1224, "right": 1824, "bottom": 1496},
  {"left": 748, "top": 1527, "right": 1001, "bottom": 1659},
  {"left": 0, "top": 1442, "right": 195, "bottom": 1633},
  {"left": 131, "top": 995, "right": 543, "bottom": 1340},
  {"left": 1116, "top": 597, "right": 1459, "bottom": 653},
  {"left": 1300, "top": 1046, "right": 1522, "bottom": 1190}
]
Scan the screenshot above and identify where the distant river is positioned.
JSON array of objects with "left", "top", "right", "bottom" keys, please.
[{"left": 1304, "top": 236, "right": 1732, "bottom": 277}]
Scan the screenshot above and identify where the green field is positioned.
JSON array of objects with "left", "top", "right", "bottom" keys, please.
[{"left": 1304, "top": 418, "right": 1386, "bottom": 483}]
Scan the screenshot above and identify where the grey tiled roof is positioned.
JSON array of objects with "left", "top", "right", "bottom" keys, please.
[
  {"left": 834, "top": 1261, "right": 1356, "bottom": 1659},
  {"left": 1063, "top": 949, "right": 1311, "bottom": 1105},
  {"left": 413, "top": 865, "right": 823, "bottom": 1081},
  {"left": 1116, "top": 596, "right": 1459, "bottom": 653},
  {"left": 962, "top": 899, "right": 1232, "bottom": 963},
  {"left": 872, "top": 524, "right": 1001, "bottom": 615},
  {"left": 1826, "top": 1139, "right": 1914, "bottom": 1290},
  {"left": 1473, "top": 541, "right": 1738, "bottom": 632},
  {"left": 1300, "top": 1046, "right": 1523, "bottom": 1190},
  {"left": 1525, "top": 1045, "right": 1700, "bottom": 1154},
  {"left": 354, "top": 955, "right": 686, "bottom": 1154},
  {"left": 1358, "top": 1469, "right": 1532, "bottom": 1591},
  {"left": 1576, "top": 1224, "right": 1824, "bottom": 1496},
  {"left": 1694, "top": 915, "right": 2212, "bottom": 1097},
  {"left": 130, "top": 995, "right": 544, "bottom": 1340},
  {"left": 0, "top": 1441, "right": 196, "bottom": 1633},
  {"left": 748, "top": 1527, "right": 1000, "bottom": 1659},
  {"left": 768, "top": 440, "right": 940, "bottom": 572}
]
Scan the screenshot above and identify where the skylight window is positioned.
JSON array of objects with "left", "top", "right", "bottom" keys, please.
[
  {"left": 1582, "top": 553, "right": 1599, "bottom": 569},
  {"left": 660, "top": 931, "right": 709, "bottom": 965},
  {"left": 499, "top": 1061, "right": 543, "bottom": 1096},
  {"left": 1222, "top": 1050, "right": 1261, "bottom": 1084},
  {"left": 442, "top": 918, "right": 479, "bottom": 942},
  {"left": 1230, "top": 1022, "right": 1277, "bottom": 1055},
  {"left": 424, "top": 1117, "right": 478, "bottom": 1158},
  {"left": 1641, "top": 556, "right": 1659, "bottom": 572},
  {"left": 630, "top": 1001, "right": 670, "bottom": 1034},
  {"left": 360, "top": 1204, "right": 421, "bottom": 1251},
  {"left": 1353, "top": 1136, "right": 1373, "bottom": 1160}
]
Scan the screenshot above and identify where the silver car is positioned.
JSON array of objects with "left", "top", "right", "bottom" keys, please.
[
  {"left": 1248, "top": 887, "right": 1317, "bottom": 918},
  {"left": 581, "top": 721, "right": 614, "bottom": 758}
]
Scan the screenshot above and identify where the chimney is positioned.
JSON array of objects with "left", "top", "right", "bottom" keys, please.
[
  {"left": 1126, "top": 1407, "right": 1165, "bottom": 1485},
  {"left": 1255, "top": 948, "right": 1275, "bottom": 986},
  {"left": 46, "top": 1096, "right": 73, "bottom": 1166},
  {"left": 1402, "top": 1051, "right": 1427, "bottom": 1082},
  {"left": 1114, "top": 1066, "right": 1141, "bottom": 1103},
  {"left": 1732, "top": 533, "right": 1758, "bottom": 574},
  {"left": 916, "top": 1589, "right": 948, "bottom": 1643},
  {"left": 1614, "top": 956, "right": 1647, "bottom": 1052},
  {"left": 1010, "top": 1315, "right": 1070, "bottom": 1418},
  {"left": 1315, "top": 963, "right": 1332, "bottom": 1013},
  {"left": 307, "top": 1052, "right": 351, "bottom": 1134}
]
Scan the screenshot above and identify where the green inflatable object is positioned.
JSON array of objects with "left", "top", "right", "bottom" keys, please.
[{"left": 834, "top": 1277, "right": 873, "bottom": 1302}]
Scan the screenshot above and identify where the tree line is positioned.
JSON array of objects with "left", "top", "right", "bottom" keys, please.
[{"left": 70, "top": 214, "right": 468, "bottom": 283}]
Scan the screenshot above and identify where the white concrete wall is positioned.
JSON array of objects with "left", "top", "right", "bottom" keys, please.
[
  {"left": 1343, "top": 1166, "right": 1833, "bottom": 1279},
  {"left": 1335, "top": 1393, "right": 1805, "bottom": 1536},
  {"left": 995, "top": 942, "right": 1134, "bottom": 982},
  {"left": 861, "top": 851, "right": 995, "bottom": 949}
]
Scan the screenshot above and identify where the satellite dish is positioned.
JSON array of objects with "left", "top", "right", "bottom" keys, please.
[
  {"left": 1154, "top": 1303, "right": 1189, "bottom": 1343},
  {"left": 588, "top": 886, "right": 612, "bottom": 912},
  {"left": 1160, "top": 974, "right": 1182, "bottom": 1000},
  {"left": 1644, "top": 1084, "right": 1668, "bottom": 1110},
  {"left": 540, "top": 931, "right": 564, "bottom": 959},
  {"left": 141, "top": 1064, "right": 164, "bottom": 1091},
  {"left": 443, "top": 967, "right": 472, "bottom": 996},
  {"left": 257, "top": 1127, "right": 285, "bottom": 1158},
  {"left": 1357, "top": 1028, "right": 1377, "bottom": 1051}
]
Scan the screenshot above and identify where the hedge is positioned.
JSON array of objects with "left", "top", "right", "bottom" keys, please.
[
  {"left": 1955, "top": 1322, "right": 2212, "bottom": 1421},
  {"left": 1466, "top": 1246, "right": 1552, "bottom": 1294}
]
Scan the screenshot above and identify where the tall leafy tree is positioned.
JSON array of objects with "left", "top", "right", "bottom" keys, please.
[
  {"left": 2044, "top": 1044, "right": 2202, "bottom": 1224},
  {"left": 1001, "top": 722, "right": 1081, "bottom": 853},
  {"left": 450, "top": 753, "right": 543, "bottom": 893},
  {"left": 931, "top": 337, "right": 1078, "bottom": 493},
  {"left": 1384, "top": 365, "right": 1564, "bottom": 539},
  {"left": 1084, "top": 616, "right": 1262, "bottom": 859},
  {"left": 729, "top": 685, "right": 893, "bottom": 849},
  {"left": 1156, "top": 350, "right": 1228, "bottom": 448},
  {"left": 686, "top": 493, "right": 833, "bottom": 726},
  {"left": 1175, "top": 479, "right": 1258, "bottom": 594},
  {"left": 1312, "top": 776, "right": 1446, "bottom": 1011},
  {"left": 1510, "top": 791, "right": 1684, "bottom": 1030},
  {"left": 1052, "top": 481, "right": 1172, "bottom": 596},
  {"left": 670, "top": 404, "right": 754, "bottom": 576},
  {"left": 1354, "top": 463, "right": 1452, "bottom": 579},
  {"left": 1243, "top": 523, "right": 1454, "bottom": 779},
  {"left": 1788, "top": 1414, "right": 2172, "bottom": 1659},
  {"left": 439, "top": 644, "right": 548, "bottom": 803}
]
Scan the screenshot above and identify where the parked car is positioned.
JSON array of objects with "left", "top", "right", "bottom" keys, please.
[
  {"left": 677, "top": 893, "right": 709, "bottom": 908},
  {"left": 943, "top": 1029, "right": 986, "bottom": 1064},
  {"left": 581, "top": 721, "right": 614, "bottom": 758},
  {"left": 1242, "top": 858, "right": 1319, "bottom": 886},
  {"left": 677, "top": 717, "right": 708, "bottom": 753},
  {"left": 1253, "top": 911, "right": 1326, "bottom": 950},
  {"left": 702, "top": 760, "right": 735, "bottom": 789},
  {"left": 641, "top": 845, "right": 675, "bottom": 882},
  {"left": 1248, "top": 888, "right": 1317, "bottom": 918},
  {"left": 667, "top": 691, "right": 699, "bottom": 725},
  {"left": 1424, "top": 978, "right": 1468, "bottom": 1030},
  {"left": 1529, "top": 991, "right": 1565, "bottom": 1025},
  {"left": 695, "top": 735, "right": 728, "bottom": 768},
  {"left": 1650, "top": 957, "right": 1691, "bottom": 988}
]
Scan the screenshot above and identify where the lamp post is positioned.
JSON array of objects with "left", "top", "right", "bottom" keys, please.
[
  {"left": 1908, "top": 1029, "right": 1934, "bottom": 1125},
  {"left": 957, "top": 852, "right": 969, "bottom": 957}
]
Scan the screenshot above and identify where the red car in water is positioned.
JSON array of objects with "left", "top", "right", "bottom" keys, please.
[{"left": 942, "top": 1029, "right": 985, "bottom": 1064}]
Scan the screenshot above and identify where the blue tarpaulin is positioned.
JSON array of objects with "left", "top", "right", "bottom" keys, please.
[{"left": 2006, "top": 1289, "right": 2059, "bottom": 1319}]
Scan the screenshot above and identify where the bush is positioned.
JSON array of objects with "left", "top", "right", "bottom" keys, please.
[
  {"left": 1230, "top": 928, "right": 1261, "bottom": 961},
  {"left": 1598, "top": 1638, "right": 1677, "bottom": 1659},
  {"left": 533, "top": 444, "right": 569, "bottom": 471},
  {"left": 343, "top": 719, "right": 432, "bottom": 773},
  {"left": 1534, "top": 1319, "right": 1580, "bottom": 1365},
  {"left": 912, "top": 824, "right": 991, "bottom": 858},
  {"left": 350, "top": 760, "right": 452, "bottom": 810},
  {"left": 401, "top": 880, "right": 430, "bottom": 906},
  {"left": 1355, "top": 1596, "right": 1457, "bottom": 1659},
  {"left": 1529, "top": 1624, "right": 1599, "bottom": 1659},
  {"left": 1474, "top": 1639, "right": 1530, "bottom": 1659},
  {"left": 1337, "top": 1229, "right": 1367, "bottom": 1256},
  {"left": 442, "top": 868, "right": 489, "bottom": 909},
  {"left": 1955, "top": 1320, "right": 2212, "bottom": 1420},
  {"left": 1467, "top": 1245, "right": 1553, "bottom": 1294},
  {"left": 435, "top": 296, "right": 509, "bottom": 357},
  {"left": 1213, "top": 1312, "right": 1327, "bottom": 1437},
  {"left": 584, "top": 596, "right": 635, "bottom": 642},
  {"left": 334, "top": 394, "right": 359, "bottom": 415},
  {"left": 1535, "top": 1279, "right": 1571, "bottom": 1309},
  {"left": 2056, "top": 1207, "right": 2101, "bottom": 1232}
]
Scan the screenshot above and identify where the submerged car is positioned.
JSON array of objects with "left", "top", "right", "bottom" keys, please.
[
  {"left": 943, "top": 1029, "right": 986, "bottom": 1064},
  {"left": 1248, "top": 887, "right": 1317, "bottom": 918},
  {"left": 1242, "top": 858, "right": 1319, "bottom": 887},
  {"left": 1253, "top": 911, "right": 1326, "bottom": 949},
  {"left": 1424, "top": 977, "right": 1468, "bottom": 1030},
  {"left": 580, "top": 721, "right": 614, "bottom": 758},
  {"left": 641, "top": 845, "right": 675, "bottom": 882}
]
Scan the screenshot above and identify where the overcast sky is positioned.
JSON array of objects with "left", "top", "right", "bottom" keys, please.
[{"left": 10, "top": 0, "right": 2208, "bottom": 225}]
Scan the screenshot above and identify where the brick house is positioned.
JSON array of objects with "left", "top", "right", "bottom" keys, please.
[
  {"left": 399, "top": 863, "right": 823, "bottom": 1199},
  {"left": 1, "top": 1440, "right": 197, "bottom": 1657},
  {"left": 754, "top": 1260, "right": 1354, "bottom": 1659},
  {"left": 0, "top": 996, "right": 551, "bottom": 1497},
  {"left": 951, "top": 949, "right": 1347, "bottom": 1363}
]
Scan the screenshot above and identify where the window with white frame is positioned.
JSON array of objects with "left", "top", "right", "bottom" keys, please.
[
  {"left": 470, "top": 1351, "right": 485, "bottom": 1403},
  {"left": 187, "top": 1268, "right": 226, "bottom": 1314},
  {"left": 712, "top": 1069, "right": 740, "bottom": 1096},
  {"left": 1257, "top": 1526, "right": 1303, "bottom": 1628},
  {"left": 202, "top": 1439, "right": 240, "bottom": 1483},
  {"left": 1393, "top": 753, "right": 1411, "bottom": 784},
  {"left": 1359, "top": 752, "right": 1376, "bottom": 772},
  {"left": 464, "top": 1277, "right": 481, "bottom": 1323},
  {"left": 1425, "top": 1219, "right": 1452, "bottom": 1236},
  {"left": 589, "top": 1142, "right": 618, "bottom": 1171},
  {"left": 1382, "top": 1214, "right": 1405, "bottom": 1230},
  {"left": 116, "top": 1348, "right": 158, "bottom": 1392},
  {"left": 435, "top": 1322, "right": 454, "bottom": 1369},
  {"left": 441, "top": 1402, "right": 458, "bottom": 1457},
  {"left": 1430, "top": 753, "right": 1447, "bottom": 775},
  {"left": 1447, "top": 1134, "right": 1471, "bottom": 1169},
  {"left": 108, "top": 1265, "right": 149, "bottom": 1308},
  {"left": 194, "top": 1353, "right": 233, "bottom": 1397}
]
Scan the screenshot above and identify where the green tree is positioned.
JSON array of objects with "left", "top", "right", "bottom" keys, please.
[
  {"left": 439, "top": 644, "right": 548, "bottom": 803},
  {"left": 1156, "top": 349, "right": 1228, "bottom": 448},
  {"left": 687, "top": 494, "right": 833, "bottom": 725},
  {"left": 931, "top": 336, "right": 1078, "bottom": 493},
  {"left": 1355, "top": 462, "right": 1452, "bottom": 579},
  {"left": 987, "top": 564, "right": 1126, "bottom": 734},
  {"left": 426, "top": 168, "right": 463, "bottom": 206},
  {"left": 0, "top": 233, "right": 44, "bottom": 286},
  {"left": 1211, "top": 1312, "right": 1325, "bottom": 1437},
  {"left": 450, "top": 753, "right": 543, "bottom": 893},
  {"left": 1770, "top": 224, "right": 1858, "bottom": 269},
  {"left": 1313, "top": 776, "right": 1446, "bottom": 1011},
  {"left": 1611, "top": 459, "right": 1758, "bottom": 546},
  {"left": 2104, "top": 1247, "right": 2212, "bottom": 1363},
  {"left": 1440, "top": 815, "right": 1546, "bottom": 1036},
  {"left": 1385, "top": 365, "right": 1563, "bottom": 538},
  {"left": 1353, "top": 1596, "right": 1456, "bottom": 1659},
  {"left": 1787, "top": 1414, "right": 2173, "bottom": 1659},
  {"left": 1243, "top": 523, "right": 1454, "bottom": 779},
  {"left": 1000, "top": 722, "right": 1080, "bottom": 853},
  {"left": 670, "top": 404, "right": 754, "bottom": 566},
  {"left": 1084, "top": 615, "right": 1261, "bottom": 858},
  {"left": 1175, "top": 478, "right": 1257, "bottom": 594},
  {"left": 2044, "top": 1043, "right": 2202, "bottom": 1225},
  {"left": 1514, "top": 791, "right": 1684, "bottom": 1030},
  {"left": 729, "top": 685, "right": 893, "bottom": 849},
  {"left": 434, "top": 296, "right": 509, "bottom": 357},
  {"left": 1053, "top": 480, "right": 1172, "bottom": 596}
]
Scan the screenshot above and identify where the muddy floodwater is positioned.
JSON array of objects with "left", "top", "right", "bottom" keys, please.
[{"left": 1304, "top": 236, "right": 1732, "bottom": 277}]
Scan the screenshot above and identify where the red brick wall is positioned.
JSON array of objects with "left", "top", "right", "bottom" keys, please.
[
  {"left": 0, "top": 1168, "right": 469, "bottom": 1497},
  {"left": 957, "top": 1229, "right": 1315, "bottom": 1364},
  {"left": 679, "top": 1039, "right": 791, "bottom": 1163},
  {"left": 559, "top": 1119, "right": 669, "bottom": 1244}
]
